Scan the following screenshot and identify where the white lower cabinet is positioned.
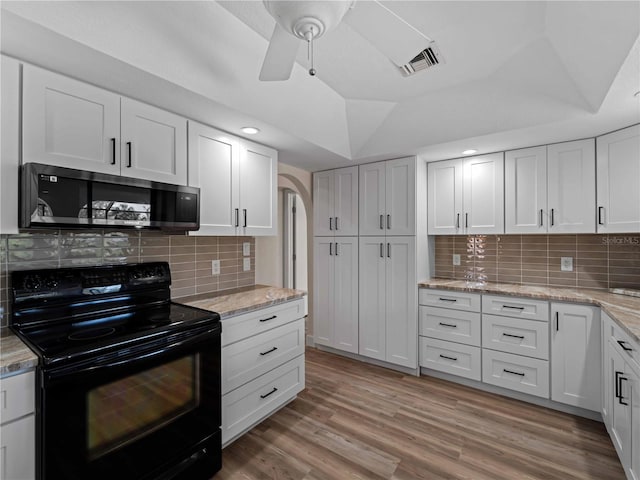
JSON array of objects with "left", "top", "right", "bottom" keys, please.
[
  {"left": 602, "top": 312, "right": 640, "bottom": 480},
  {"left": 0, "top": 371, "right": 36, "bottom": 480},
  {"left": 482, "top": 349, "right": 550, "bottom": 398},
  {"left": 551, "top": 303, "right": 601, "bottom": 411},
  {"left": 221, "top": 299, "right": 306, "bottom": 447}
]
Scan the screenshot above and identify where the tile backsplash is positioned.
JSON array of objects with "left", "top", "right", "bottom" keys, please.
[
  {"left": 0, "top": 230, "right": 255, "bottom": 326},
  {"left": 434, "top": 234, "right": 640, "bottom": 290}
]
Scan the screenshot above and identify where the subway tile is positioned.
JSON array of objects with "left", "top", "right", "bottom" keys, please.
[
  {"left": 9, "top": 248, "right": 58, "bottom": 262},
  {"left": 171, "top": 286, "right": 196, "bottom": 298},
  {"left": 169, "top": 235, "right": 194, "bottom": 247}
]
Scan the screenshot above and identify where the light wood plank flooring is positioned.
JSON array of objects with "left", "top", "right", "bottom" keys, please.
[{"left": 217, "top": 348, "right": 624, "bottom": 479}]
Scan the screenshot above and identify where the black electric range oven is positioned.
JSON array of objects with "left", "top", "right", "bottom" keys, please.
[{"left": 9, "top": 262, "right": 221, "bottom": 480}]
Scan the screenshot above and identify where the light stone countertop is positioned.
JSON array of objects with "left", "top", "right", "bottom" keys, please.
[
  {"left": 174, "top": 284, "right": 307, "bottom": 319},
  {"left": 418, "top": 279, "right": 640, "bottom": 343},
  {"left": 1, "top": 329, "right": 38, "bottom": 376}
]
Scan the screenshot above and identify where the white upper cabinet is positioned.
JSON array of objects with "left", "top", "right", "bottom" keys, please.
[
  {"left": 596, "top": 125, "right": 640, "bottom": 233},
  {"left": 23, "top": 65, "right": 188, "bottom": 185},
  {"left": 120, "top": 98, "right": 187, "bottom": 185},
  {"left": 463, "top": 153, "right": 504, "bottom": 234},
  {"left": 188, "top": 121, "right": 277, "bottom": 236},
  {"left": 547, "top": 139, "right": 596, "bottom": 233},
  {"left": 505, "top": 146, "right": 548, "bottom": 234},
  {"left": 1, "top": 55, "right": 20, "bottom": 234},
  {"left": 188, "top": 122, "right": 239, "bottom": 235},
  {"left": 313, "top": 166, "right": 358, "bottom": 236},
  {"left": 360, "top": 157, "right": 416, "bottom": 236},
  {"left": 238, "top": 140, "right": 278, "bottom": 236},
  {"left": 427, "top": 158, "right": 463, "bottom": 235},
  {"left": 23, "top": 65, "right": 121, "bottom": 175}
]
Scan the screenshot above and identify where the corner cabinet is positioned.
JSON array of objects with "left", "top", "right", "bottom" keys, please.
[
  {"left": 427, "top": 153, "right": 504, "bottom": 235},
  {"left": 188, "top": 121, "right": 277, "bottom": 236},
  {"left": 313, "top": 237, "right": 359, "bottom": 353},
  {"left": 596, "top": 125, "right": 640, "bottom": 233},
  {"left": 313, "top": 167, "right": 358, "bottom": 236},
  {"left": 23, "top": 65, "right": 187, "bottom": 185},
  {"left": 359, "top": 157, "right": 416, "bottom": 236}
]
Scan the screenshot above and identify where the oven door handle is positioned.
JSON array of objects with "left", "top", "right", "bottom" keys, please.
[{"left": 44, "top": 325, "right": 220, "bottom": 385}]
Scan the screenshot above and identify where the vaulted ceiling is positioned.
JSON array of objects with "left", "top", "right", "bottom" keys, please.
[{"left": 1, "top": 1, "right": 639, "bottom": 171}]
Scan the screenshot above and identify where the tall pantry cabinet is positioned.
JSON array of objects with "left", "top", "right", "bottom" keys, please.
[{"left": 314, "top": 157, "right": 429, "bottom": 370}]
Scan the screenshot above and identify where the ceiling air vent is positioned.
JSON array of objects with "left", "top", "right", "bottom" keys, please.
[{"left": 399, "top": 43, "right": 444, "bottom": 77}]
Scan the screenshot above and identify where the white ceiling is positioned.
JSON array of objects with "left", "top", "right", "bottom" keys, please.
[{"left": 1, "top": 1, "right": 639, "bottom": 172}]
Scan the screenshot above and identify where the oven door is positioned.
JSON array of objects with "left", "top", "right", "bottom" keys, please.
[{"left": 39, "top": 324, "right": 221, "bottom": 480}]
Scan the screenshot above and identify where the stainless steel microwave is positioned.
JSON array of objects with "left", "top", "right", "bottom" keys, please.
[{"left": 20, "top": 163, "right": 200, "bottom": 230}]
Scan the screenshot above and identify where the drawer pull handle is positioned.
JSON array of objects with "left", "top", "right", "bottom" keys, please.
[
  {"left": 617, "top": 340, "right": 633, "bottom": 352},
  {"left": 615, "top": 371, "right": 629, "bottom": 405},
  {"left": 503, "top": 369, "right": 525, "bottom": 377},
  {"left": 329, "top": 217, "right": 333, "bottom": 230},
  {"left": 502, "top": 333, "right": 525, "bottom": 339},
  {"left": 598, "top": 206, "right": 604, "bottom": 226},
  {"left": 127, "top": 141, "right": 132, "bottom": 167},
  {"left": 438, "top": 322, "right": 457, "bottom": 328},
  {"left": 439, "top": 298, "right": 457, "bottom": 302},
  {"left": 259, "top": 346, "right": 278, "bottom": 356},
  {"left": 335, "top": 216, "right": 339, "bottom": 230},
  {"left": 502, "top": 305, "right": 525, "bottom": 310},
  {"left": 439, "top": 354, "right": 458, "bottom": 361},
  {"left": 259, "top": 315, "right": 277, "bottom": 323},
  {"left": 260, "top": 387, "right": 278, "bottom": 399},
  {"left": 235, "top": 208, "right": 240, "bottom": 227},
  {"left": 380, "top": 214, "right": 384, "bottom": 230},
  {"left": 111, "top": 138, "right": 116, "bottom": 165}
]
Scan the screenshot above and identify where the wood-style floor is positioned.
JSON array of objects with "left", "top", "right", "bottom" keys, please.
[{"left": 216, "top": 348, "right": 624, "bottom": 480}]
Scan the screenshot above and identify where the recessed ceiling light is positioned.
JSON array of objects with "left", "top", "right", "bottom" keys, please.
[
  {"left": 241, "top": 127, "right": 260, "bottom": 135},
  {"left": 462, "top": 149, "right": 477, "bottom": 155}
]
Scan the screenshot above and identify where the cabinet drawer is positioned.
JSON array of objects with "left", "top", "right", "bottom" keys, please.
[
  {"left": 418, "top": 289, "right": 481, "bottom": 312},
  {"left": 222, "top": 298, "right": 305, "bottom": 346},
  {"left": 419, "top": 306, "right": 481, "bottom": 346},
  {"left": 223, "top": 318, "right": 305, "bottom": 394},
  {"left": 482, "top": 295, "right": 549, "bottom": 322},
  {"left": 0, "top": 371, "right": 35, "bottom": 425},
  {"left": 419, "top": 337, "right": 481, "bottom": 381},
  {"left": 222, "top": 355, "right": 305, "bottom": 446},
  {"left": 603, "top": 311, "right": 640, "bottom": 371},
  {"left": 482, "top": 350, "right": 549, "bottom": 398},
  {"left": 482, "top": 314, "right": 549, "bottom": 360}
]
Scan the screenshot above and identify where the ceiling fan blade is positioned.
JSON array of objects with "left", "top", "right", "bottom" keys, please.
[
  {"left": 259, "top": 23, "right": 301, "bottom": 81},
  {"left": 344, "top": 1, "right": 432, "bottom": 66}
]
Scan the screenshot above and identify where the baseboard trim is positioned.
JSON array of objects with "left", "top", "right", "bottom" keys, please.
[{"left": 306, "top": 334, "right": 315, "bottom": 347}]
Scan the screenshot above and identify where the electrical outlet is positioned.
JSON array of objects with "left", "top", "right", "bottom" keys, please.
[
  {"left": 243, "top": 257, "right": 251, "bottom": 272},
  {"left": 211, "top": 260, "right": 220, "bottom": 276},
  {"left": 243, "top": 242, "right": 250, "bottom": 256},
  {"left": 561, "top": 257, "right": 573, "bottom": 272},
  {"left": 452, "top": 254, "right": 461, "bottom": 266}
]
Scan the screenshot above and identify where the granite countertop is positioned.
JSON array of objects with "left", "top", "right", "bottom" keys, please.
[
  {"left": 175, "top": 284, "right": 307, "bottom": 319},
  {"left": 1, "top": 329, "right": 38, "bottom": 376},
  {"left": 419, "top": 279, "right": 640, "bottom": 343}
]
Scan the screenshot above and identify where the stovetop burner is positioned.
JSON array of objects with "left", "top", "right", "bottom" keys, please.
[{"left": 68, "top": 327, "right": 116, "bottom": 341}]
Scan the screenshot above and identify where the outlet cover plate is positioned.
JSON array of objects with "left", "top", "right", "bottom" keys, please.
[
  {"left": 243, "top": 257, "right": 251, "bottom": 271},
  {"left": 211, "top": 260, "right": 220, "bottom": 275},
  {"left": 243, "top": 242, "right": 250, "bottom": 256},
  {"left": 453, "top": 254, "right": 461, "bottom": 266},
  {"left": 561, "top": 257, "right": 573, "bottom": 272}
]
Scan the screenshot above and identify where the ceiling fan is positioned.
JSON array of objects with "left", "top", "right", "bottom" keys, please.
[{"left": 259, "top": 0, "right": 439, "bottom": 81}]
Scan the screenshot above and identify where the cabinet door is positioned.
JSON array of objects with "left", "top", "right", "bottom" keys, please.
[
  {"left": 0, "top": 415, "right": 35, "bottom": 480},
  {"left": 239, "top": 140, "right": 277, "bottom": 236},
  {"left": 313, "top": 237, "right": 334, "bottom": 348},
  {"left": 596, "top": 125, "right": 640, "bottom": 233},
  {"left": 463, "top": 153, "right": 504, "bottom": 234},
  {"left": 1, "top": 55, "right": 20, "bottom": 234},
  {"left": 358, "top": 236, "right": 387, "bottom": 360},
  {"left": 505, "top": 146, "right": 547, "bottom": 233},
  {"left": 313, "top": 171, "right": 334, "bottom": 236},
  {"left": 547, "top": 139, "right": 596, "bottom": 233},
  {"left": 333, "top": 237, "right": 359, "bottom": 353},
  {"left": 602, "top": 317, "right": 613, "bottom": 428},
  {"left": 630, "top": 365, "right": 640, "bottom": 480},
  {"left": 333, "top": 167, "right": 359, "bottom": 236},
  {"left": 427, "top": 159, "right": 463, "bottom": 235},
  {"left": 385, "top": 236, "right": 417, "bottom": 368},
  {"left": 386, "top": 157, "right": 415, "bottom": 236},
  {"left": 551, "top": 304, "right": 601, "bottom": 411},
  {"left": 359, "top": 162, "right": 386, "bottom": 236},
  {"left": 121, "top": 98, "right": 187, "bottom": 185},
  {"left": 608, "top": 342, "right": 632, "bottom": 468},
  {"left": 22, "top": 65, "right": 120, "bottom": 175}
]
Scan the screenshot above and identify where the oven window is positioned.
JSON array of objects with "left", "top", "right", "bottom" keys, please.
[{"left": 87, "top": 355, "right": 199, "bottom": 460}]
